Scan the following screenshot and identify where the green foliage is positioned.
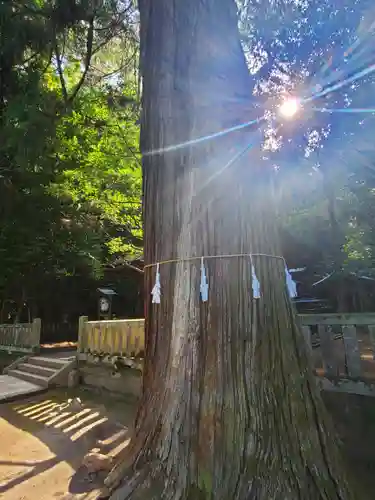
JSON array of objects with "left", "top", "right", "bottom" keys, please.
[
  {"left": 0, "top": 0, "right": 141, "bottom": 311},
  {"left": 52, "top": 83, "right": 142, "bottom": 259},
  {"left": 282, "top": 164, "right": 375, "bottom": 279}
]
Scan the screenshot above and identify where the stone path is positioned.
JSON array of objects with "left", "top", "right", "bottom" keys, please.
[{"left": 0, "top": 376, "right": 44, "bottom": 403}]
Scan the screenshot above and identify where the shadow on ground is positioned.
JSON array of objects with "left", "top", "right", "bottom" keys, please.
[
  {"left": 1, "top": 388, "right": 375, "bottom": 498},
  {"left": 0, "top": 388, "right": 136, "bottom": 498}
]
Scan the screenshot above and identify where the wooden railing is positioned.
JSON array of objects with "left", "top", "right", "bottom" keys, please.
[
  {"left": 0, "top": 318, "right": 41, "bottom": 353},
  {"left": 78, "top": 316, "right": 145, "bottom": 358},
  {"left": 300, "top": 313, "right": 375, "bottom": 389},
  {"left": 78, "top": 314, "right": 375, "bottom": 394}
]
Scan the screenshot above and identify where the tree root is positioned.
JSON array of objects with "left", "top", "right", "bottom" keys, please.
[
  {"left": 101, "top": 464, "right": 164, "bottom": 500},
  {"left": 99, "top": 456, "right": 355, "bottom": 500},
  {"left": 104, "top": 457, "right": 133, "bottom": 493}
]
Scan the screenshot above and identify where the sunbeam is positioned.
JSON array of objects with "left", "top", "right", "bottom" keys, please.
[
  {"left": 305, "top": 62, "right": 375, "bottom": 103},
  {"left": 311, "top": 14, "right": 375, "bottom": 93},
  {"left": 312, "top": 107, "right": 375, "bottom": 114},
  {"left": 312, "top": 48, "right": 374, "bottom": 95},
  {"left": 195, "top": 140, "right": 256, "bottom": 197},
  {"left": 143, "top": 116, "right": 264, "bottom": 156}
]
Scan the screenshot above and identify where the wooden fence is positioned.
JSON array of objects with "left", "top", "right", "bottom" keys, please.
[
  {"left": 77, "top": 313, "right": 375, "bottom": 395},
  {"left": 0, "top": 318, "right": 41, "bottom": 353},
  {"left": 300, "top": 313, "right": 375, "bottom": 395},
  {"left": 78, "top": 316, "right": 144, "bottom": 358}
]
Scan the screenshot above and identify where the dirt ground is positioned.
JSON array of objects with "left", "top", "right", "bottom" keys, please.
[
  {"left": 1, "top": 388, "right": 375, "bottom": 499},
  {"left": 0, "top": 388, "right": 137, "bottom": 500}
]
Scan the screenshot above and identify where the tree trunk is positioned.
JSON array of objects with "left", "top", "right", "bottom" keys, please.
[{"left": 105, "top": 1, "right": 354, "bottom": 499}]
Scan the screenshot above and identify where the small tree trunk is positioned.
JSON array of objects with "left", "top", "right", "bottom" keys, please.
[{"left": 105, "top": 1, "right": 355, "bottom": 499}]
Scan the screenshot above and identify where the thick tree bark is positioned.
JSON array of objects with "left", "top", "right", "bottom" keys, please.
[{"left": 105, "top": 1, "right": 354, "bottom": 499}]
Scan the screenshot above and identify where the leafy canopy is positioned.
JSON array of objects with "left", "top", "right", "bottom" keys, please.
[{"left": 0, "top": 0, "right": 141, "bottom": 310}]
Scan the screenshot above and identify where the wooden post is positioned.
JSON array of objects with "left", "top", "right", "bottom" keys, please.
[
  {"left": 302, "top": 325, "right": 312, "bottom": 352},
  {"left": 368, "top": 325, "right": 375, "bottom": 361},
  {"left": 78, "top": 316, "right": 88, "bottom": 353},
  {"left": 32, "top": 318, "right": 41, "bottom": 352},
  {"left": 318, "top": 325, "right": 338, "bottom": 377},
  {"left": 342, "top": 325, "right": 361, "bottom": 378}
]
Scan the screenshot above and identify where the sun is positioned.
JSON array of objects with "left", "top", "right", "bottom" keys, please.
[{"left": 279, "top": 98, "right": 299, "bottom": 118}]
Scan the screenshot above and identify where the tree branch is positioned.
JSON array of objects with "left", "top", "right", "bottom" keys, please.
[
  {"left": 121, "top": 261, "right": 144, "bottom": 274},
  {"left": 69, "top": 15, "right": 94, "bottom": 103},
  {"left": 21, "top": 51, "right": 40, "bottom": 67},
  {"left": 54, "top": 41, "right": 68, "bottom": 103},
  {"left": 115, "top": 123, "right": 142, "bottom": 167}
]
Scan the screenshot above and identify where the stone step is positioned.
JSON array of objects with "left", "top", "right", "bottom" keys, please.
[
  {"left": 0, "top": 375, "right": 46, "bottom": 402},
  {"left": 28, "top": 356, "right": 69, "bottom": 370},
  {"left": 8, "top": 369, "right": 49, "bottom": 388},
  {"left": 17, "top": 362, "right": 55, "bottom": 378}
]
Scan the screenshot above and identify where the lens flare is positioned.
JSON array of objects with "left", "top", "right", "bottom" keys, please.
[{"left": 279, "top": 98, "right": 299, "bottom": 118}]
